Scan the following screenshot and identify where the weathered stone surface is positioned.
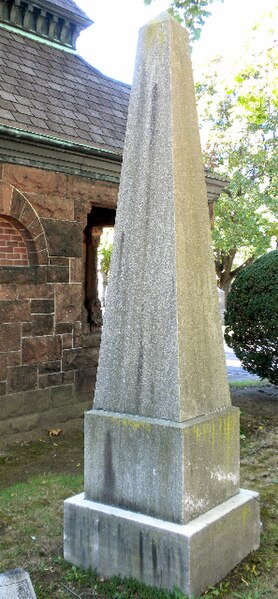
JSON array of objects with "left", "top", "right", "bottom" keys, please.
[
  {"left": 63, "top": 348, "right": 98, "bottom": 371},
  {"left": 65, "top": 13, "right": 260, "bottom": 596},
  {"left": 0, "top": 354, "right": 7, "bottom": 380},
  {"left": 31, "top": 299, "right": 54, "bottom": 314},
  {"left": 22, "top": 336, "right": 62, "bottom": 365},
  {"left": 50, "top": 384, "right": 74, "bottom": 407},
  {"left": 41, "top": 218, "right": 82, "bottom": 257},
  {"left": 0, "top": 324, "right": 21, "bottom": 351},
  {"left": 64, "top": 490, "right": 260, "bottom": 599},
  {"left": 7, "top": 352, "right": 21, "bottom": 367},
  {"left": 4, "top": 164, "right": 67, "bottom": 196},
  {"left": 47, "top": 265, "right": 69, "bottom": 283},
  {"left": 0, "top": 300, "right": 30, "bottom": 324},
  {"left": 93, "top": 17, "right": 229, "bottom": 422},
  {"left": 0, "top": 181, "right": 12, "bottom": 215},
  {"left": 75, "top": 367, "right": 96, "bottom": 402},
  {"left": 50, "top": 257, "right": 69, "bottom": 266},
  {"left": 55, "top": 323, "right": 73, "bottom": 334},
  {"left": 0, "top": 266, "right": 46, "bottom": 284},
  {"left": 85, "top": 408, "right": 240, "bottom": 523},
  {"left": 0, "top": 568, "right": 36, "bottom": 598},
  {"left": 39, "top": 361, "right": 61, "bottom": 374},
  {"left": 31, "top": 314, "right": 54, "bottom": 336},
  {"left": 24, "top": 193, "right": 74, "bottom": 220},
  {"left": 39, "top": 372, "right": 63, "bottom": 388},
  {"left": 10, "top": 189, "right": 25, "bottom": 220},
  {"left": 69, "top": 258, "right": 82, "bottom": 283},
  {"left": 17, "top": 284, "right": 53, "bottom": 299},
  {"left": 0, "top": 284, "right": 17, "bottom": 300},
  {"left": 62, "top": 334, "right": 73, "bottom": 349},
  {"left": 55, "top": 284, "right": 82, "bottom": 323},
  {"left": 20, "top": 201, "right": 36, "bottom": 230},
  {"left": 22, "top": 322, "right": 32, "bottom": 337},
  {"left": 0, "top": 382, "right": 6, "bottom": 396},
  {"left": 23, "top": 388, "right": 52, "bottom": 416},
  {"left": 7, "top": 364, "right": 37, "bottom": 393}
]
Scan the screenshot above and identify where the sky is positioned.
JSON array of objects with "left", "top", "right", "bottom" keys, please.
[{"left": 74, "top": 0, "right": 278, "bottom": 84}]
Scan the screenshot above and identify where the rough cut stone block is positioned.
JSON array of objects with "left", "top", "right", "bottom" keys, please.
[
  {"left": 7, "top": 364, "right": 38, "bottom": 393},
  {"left": 17, "top": 284, "right": 53, "bottom": 299},
  {"left": 22, "top": 336, "right": 62, "bottom": 365},
  {"left": 75, "top": 367, "right": 96, "bottom": 402},
  {"left": 10, "top": 189, "right": 25, "bottom": 219},
  {"left": 0, "top": 300, "right": 30, "bottom": 324},
  {"left": 64, "top": 490, "right": 260, "bottom": 598},
  {"left": 0, "top": 324, "right": 21, "bottom": 351},
  {"left": 56, "top": 323, "right": 73, "bottom": 334},
  {"left": 47, "top": 265, "right": 69, "bottom": 283},
  {"left": 0, "top": 284, "right": 17, "bottom": 300},
  {"left": 25, "top": 193, "right": 74, "bottom": 221},
  {"left": 69, "top": 258, "right": 82, "bottom": 283},
  {"left": 31, "top": 299, "right": 54, "bottom": 314},
  {"left": 7, "top": 352, "right": 21, "bottom": 367},
  {"left": 41, "top": 218, "right": 82, "bottom": 257},
  {"left": 39, "top": 372, "right": 63, "bottom": 389},
  {"left": 51, "top": 384, "right": 74, "bottom": 406},
  {"left": 85, "top": 408, "right": 240, "bottom": 523},
  {"left": 39, "top": 361, "right": 61, "bottom": 374},
  {"left": 4, "top": 164, "right": 67, "bottom": 195},
  {"left": 31, "top": 314, "right": 54, "bottom": 336},
  {"left": 0, "top": 266, "right": 46, "bottom": 285},
  {"left": 0, "top": 382, "right": 6, "bottom": 396},
  {"left": 0, "top": 181, "right": 12, "bottom": 215},
  {"left": 55, "top": 284, "right": 82, "bottom": 323},
  {"left": 0, "top": 354, "right": 7, "bottom": 380},
  {"left": 0, "top": 568, "right": 36, "bottom": 598},
  {"left": 62, "top": 347, "right": 99, "bottom": 371}
]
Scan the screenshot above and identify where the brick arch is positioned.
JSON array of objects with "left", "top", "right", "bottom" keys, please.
[
  {"left": 0, "top": 182, "right": 48, "bottom": 265},
  {"left": 0, "top": 216, "right": 32, "bottom": 266}
]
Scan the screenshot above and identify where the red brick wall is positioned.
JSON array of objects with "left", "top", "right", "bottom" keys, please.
[{"left": 0, "top": 218, "right": 29, "bottom": 266}]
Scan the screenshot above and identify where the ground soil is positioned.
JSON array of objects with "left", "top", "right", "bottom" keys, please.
[
  {"left": 0, "top": 385, "right": 277, "bottom": 489},
  {"left": 0, "top": 385, "right": 277, "bottom": 598}
]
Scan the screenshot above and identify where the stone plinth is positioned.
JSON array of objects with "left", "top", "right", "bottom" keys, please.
[
  {"left": 64, "top": 490, "right": 260, "bottom": 598},
  {"left": 64, "top": 12, "right": 260, "bottom": 597}
]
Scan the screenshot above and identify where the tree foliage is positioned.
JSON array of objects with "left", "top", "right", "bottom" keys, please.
[
  {"left": 225, "top": 250, "right": 278, "bottom": 385},
  {"left": 144, "top": 0, "right": 223, "bottom": 41},
  {"left": 196, "top": 14, "right": 278, "bottom": 295}
]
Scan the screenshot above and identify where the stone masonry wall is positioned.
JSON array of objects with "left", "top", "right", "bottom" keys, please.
[{"left": 0, "top": 162, "right": 118, "bottom": 443}]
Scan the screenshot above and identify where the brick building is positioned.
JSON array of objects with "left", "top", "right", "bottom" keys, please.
[{"left": 0, "top": 0, "right": 226, "bottom": 442}]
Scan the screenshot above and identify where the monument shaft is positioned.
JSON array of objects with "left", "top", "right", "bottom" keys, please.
[{"left": 65, "top": 14, "right": 260, "bottom": 597}]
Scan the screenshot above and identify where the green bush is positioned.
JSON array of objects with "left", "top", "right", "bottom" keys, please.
[{"left": 225, "top": 250, "right": 278, "bottom": 385}]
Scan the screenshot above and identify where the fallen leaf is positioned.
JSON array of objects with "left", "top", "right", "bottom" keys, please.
[{"left": 48, "top": 428, "right": 62, "bottom": 437}]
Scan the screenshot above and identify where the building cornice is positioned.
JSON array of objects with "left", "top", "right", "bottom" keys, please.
[{"left": 0, "top": 0, "right": 92, "bottom": 49}]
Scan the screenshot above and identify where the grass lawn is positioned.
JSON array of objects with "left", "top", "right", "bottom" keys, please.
[{"left": 0, "top": 403, "right": 277, "bottom": 599}]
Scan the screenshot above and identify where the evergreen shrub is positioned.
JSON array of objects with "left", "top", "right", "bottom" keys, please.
[{"left": 225, "top": 250, "right": 278, "bottom": 385}]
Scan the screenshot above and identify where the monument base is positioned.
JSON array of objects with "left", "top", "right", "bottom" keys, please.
[{"left": 64, "top": 489, "right": 260, "bottom": 598}]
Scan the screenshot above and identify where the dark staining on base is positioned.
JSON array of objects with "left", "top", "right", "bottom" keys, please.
[
  {"left": 139, "top": 531, "right": 144, "bottom": 579},
  {"left": 103, "top": 430, "right": 116, "bottom": 504},
  {"left": 152, "top": 539, "right": 158, "bottom": 583}
]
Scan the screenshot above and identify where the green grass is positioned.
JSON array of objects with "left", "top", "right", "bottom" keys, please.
[
  {"left": 0, "top": 414, "right": 277, "bottom": 599},
  {"left": 229, "top": 379, "right": 270, "bottom": 388}
]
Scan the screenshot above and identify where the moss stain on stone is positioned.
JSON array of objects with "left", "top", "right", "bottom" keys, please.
[
  {"left": 111, "top": 418, "right": 152, "bottom": 431},
  {"left": 143, "top": 21, "right": 165, "bottom": 52}
]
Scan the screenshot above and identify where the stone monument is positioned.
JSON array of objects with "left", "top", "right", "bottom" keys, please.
[
  {"left": 64, "top": 13, "right": 260, "bottom": 597},
  {"left": 0, "top": 569, "right": 36, "bottom": 598}
]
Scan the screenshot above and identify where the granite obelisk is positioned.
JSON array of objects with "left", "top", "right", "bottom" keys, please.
[{"left": 64, "top": 13, "right": 260, "bottom": 596}]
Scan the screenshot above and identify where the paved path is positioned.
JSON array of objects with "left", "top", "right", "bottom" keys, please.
[{"left": 224, "top": 340, "right": 260, "bottom": 383}]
